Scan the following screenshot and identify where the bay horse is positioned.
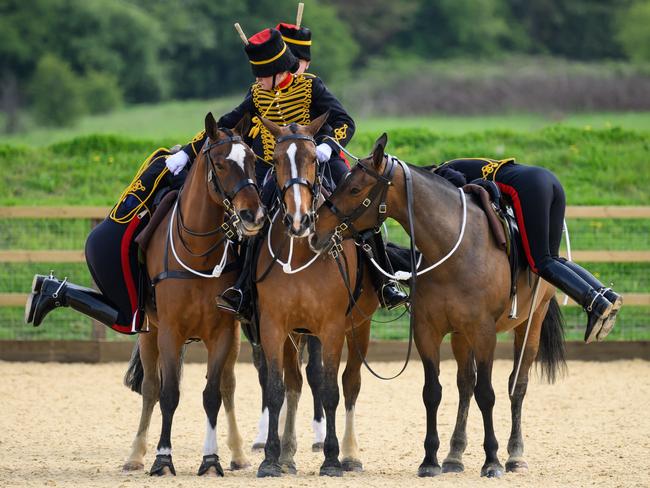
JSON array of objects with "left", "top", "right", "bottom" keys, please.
[
  {"left": 310, "top": 133, "right": 566, "bottom": 477},
  {"left": 121, "top": 113, "right": 266, "bottom": 476},
  {"left": 251, "top": 114, "right": 379, "bottom": 477}
]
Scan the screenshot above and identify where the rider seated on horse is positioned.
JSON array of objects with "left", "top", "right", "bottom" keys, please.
[
  {"left": 165, "top": 25, "right": 408, "bottom": 315},
  {"left": 438, "top": 158, "right": 622, "bottom": 343}
]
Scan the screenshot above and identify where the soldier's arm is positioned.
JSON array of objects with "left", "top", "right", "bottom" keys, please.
[{"left": 311, "top": 77, "right": 355, "bottom": 152}]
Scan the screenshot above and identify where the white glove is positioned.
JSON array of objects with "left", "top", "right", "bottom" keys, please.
[
  {"left": 315, "top": 143, "right": 333, "bottom": 163},
  {"left": 166, "top": 151, "right": 189, "bottom": 176}
]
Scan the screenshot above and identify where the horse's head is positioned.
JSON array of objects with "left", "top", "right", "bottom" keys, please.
[
  {"left": 310, "top": 132, "right": 394, "bottom": 253},
  {"left": 202, "top": 112, "right": 266, "bottom": 236},
  {"left": 259, "top": 112, "right": 329, "bottom": 238}
]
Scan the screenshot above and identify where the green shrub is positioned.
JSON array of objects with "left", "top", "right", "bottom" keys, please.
[
  {"left": 617, "top": 1, "right": 650, "bottom": 63},
  {"left": 82, "top": 71, "right": 123, "bottom": 115},
  {"left": 29, "top": 54, "right": 86, "bottom": 127}
]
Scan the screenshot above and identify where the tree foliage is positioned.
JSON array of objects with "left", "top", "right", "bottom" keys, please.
[{"left": 616, "top": 1, "right": 650, "bottom": 62}]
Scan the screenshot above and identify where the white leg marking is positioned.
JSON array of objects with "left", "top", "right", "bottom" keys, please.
[
  {"left": 156, "top": 447, "right": 172, "bottom": 456},
  {"left": 253, "top": 407, "right": 269, "bottom": 444},
  {"left": 342, "top": 406, "right": 359, "bottom": 458},
  {"left": 286, "top": 142, "right": 304, "bottom": 232},
  {"left": 203, "top": 417, "right": 219, "bottom": 456},
  {"left": 226, "top": 143, "right": 247, "bottom": 172},
  {"left": 313, "top": 417, "right": 326, "bottom": 443},
  {"left": 279, "top": 395, "right": 288, "bottom": 433}
]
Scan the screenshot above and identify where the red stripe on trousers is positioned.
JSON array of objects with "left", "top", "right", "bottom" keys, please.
[
  {"left": 496, "top": 182, "right": 539, "bottom": 273},
  {"left": 340, "top": 150, "right": 350, "bottom": 168},
  {"left": 111, "top": 216, "right": 142, "bottom": 334}
]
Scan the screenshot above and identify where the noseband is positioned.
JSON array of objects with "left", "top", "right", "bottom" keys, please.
[
  {"left": 275, "top": 132, "right": 321, "bottom": 221},
  {"left": 323, "top": 154, "right": 397, "bottom": 256}
]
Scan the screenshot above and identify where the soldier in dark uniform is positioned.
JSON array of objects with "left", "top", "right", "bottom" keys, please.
[
  {"left": 166, "top": 27, "right": 406, "bottom": 313},
  {"left": 24, "top": 146, "right": 192, "bottom": 334},
  {"left": 439, "top": 158, "right": 622, "bottom": 343}
]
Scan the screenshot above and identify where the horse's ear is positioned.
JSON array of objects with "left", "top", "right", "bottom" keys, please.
[
  {"left": 371, "top": 132, "right": 388, "bottom": 169},
  {"left": 306, "top": 110, "right": 330, "bottom": 136},
  {"left": 259, "top": 116, "right": 283, "bottom": 138},
  {"left": 204, "top": 112, "right": 218, "bottom": 140},
  {"left": 233, "top": 112, "right": 251, "bottom": 137}
]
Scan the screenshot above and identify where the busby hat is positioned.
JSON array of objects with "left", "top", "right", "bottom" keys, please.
[
  {"left": 244, "top": 28, "right": 298, "bottom": 77},
  {"left": 276, "top": 23, "right": 312, "bottom": 61}
]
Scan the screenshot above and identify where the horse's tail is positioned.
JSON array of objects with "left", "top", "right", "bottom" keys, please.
[
  {"left": 535, "top": 296, "right": 567, "bottom": 383},
  {"left": 124, "top": 340, "right": 145, "bottom": 394}
]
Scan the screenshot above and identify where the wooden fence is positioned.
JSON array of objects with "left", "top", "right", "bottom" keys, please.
[{"left": 2, "top": 205, "right": 650, "bottom": 308}]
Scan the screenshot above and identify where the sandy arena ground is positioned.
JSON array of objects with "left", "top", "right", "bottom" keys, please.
[{"left": 1, "top": 358, "right": 649, "bottom": 488}]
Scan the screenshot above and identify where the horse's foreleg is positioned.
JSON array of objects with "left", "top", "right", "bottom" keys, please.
[
  {"left": 149, "top": 328, "right": 184, "bottom": 477},
  {"left": 506, "top": 306, "right": 545, "bottom": 473},
  {"left": 414, "top": 322, "right": 444, "bottom": 477},
  {"left": 123, "top": 330, "right": 160, "bottom": 471},
  {"left": 257, "top": 322, "right": 286, "bottom": 478},
  {"left": 197, "top": 326, "right": 233, "bottom": 477},
  {"left": 306, "top": 335, "right": 325, "bottom": 451},
  {"left": 220, "top": 326, "right": 250, "bottom": 470},
  {"left": 442, "top": 332, "right": 476, "bottom": 473},
  {"left": 340, "top": 321, "right": 370, "bottom": 472},
  {"left": 473, "top": 325, "right": 503, "bottom": 478},
  {"left": 279, "top": 336, "right": 303, "bottom": 474},
  {"left": 251, "top": 343, "right": 269, "bottom": 451},
  {"left": 318, "top": 331, "right": 345, "bottom": 477}
]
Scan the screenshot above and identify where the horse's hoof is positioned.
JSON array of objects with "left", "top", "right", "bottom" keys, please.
[
  {"left": 506, "top": 459, "right": 529, "bottom": 473},
  {"left": 341, "top": 458, "right": 363, "bottom": 472},
  {"left": 149, "top": 454, "right": 176, "bottom": 476},
  {"left": 481, "top": 462, "right": 504, "bottom": 478},
  {"left": 122, "top": 460, "right": 144, "bottom": 472},
  {"left": 319, "top": 462, "right": 343, "bottom": 477},
  {"left": 230, "top": 459, "right": 251, "bottom": 471},
  {"left": 281, "top": 461, "right": 297, "bottom": 475},
  {"left": 311, "top": 442, "right": 324, "bottom": 452},
  {"left": 252, "top": 442, "right": 266, "bottom": 452},
  {"left": 198, "top": 454, "right": 224, "bottom": 477},
  {"left": 257, "top": 460, "right": 282, "bottom": 478},
  {"left": 442, "top": 460, "right": 464, "bottom": 473},
  {"left": 418, "top": 464, "right": 442, "bottom": 477}
]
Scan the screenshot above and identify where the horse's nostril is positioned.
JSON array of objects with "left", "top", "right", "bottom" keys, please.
[
  {"left": 301, "top": 213, "right": 312, "bottom": 229},
  {"left": 240, "top": 209, "right": 254, "bottom": 223}
]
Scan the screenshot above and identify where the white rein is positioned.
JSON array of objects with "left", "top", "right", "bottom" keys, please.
[{"left": 267, "top": 208, "right": 322, "bottom": 274}]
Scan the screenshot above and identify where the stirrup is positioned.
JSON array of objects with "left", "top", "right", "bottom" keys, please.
[
  {"left": 380, "top": 283, "right": 409, "bottom": 311},
  {"left": 216, "top": 287, "right": 244, "bottom": 314}
]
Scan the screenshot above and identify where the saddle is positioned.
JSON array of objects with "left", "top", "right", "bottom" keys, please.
[{"left": 462, "top": 180, "right": 526, "bottom": 303}]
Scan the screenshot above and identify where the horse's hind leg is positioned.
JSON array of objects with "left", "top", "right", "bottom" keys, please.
[
  {"left": 473, "top": 323, "right": 504, "bottom": 478},
  {"left": 123, "top": 329, "right": 160, "bottom": 472},
  {"left": 279, "top": 335, "right": 303, "bottom": 474},
  {"left": 306, "top": 335, "right": 326, "bottom": 451},
  {"left": 340, "top": 320, "right": 370, "bottom": 472},
  {"left": 442, "top": 332, "right": 476, "bottom": 473},
  {"left": 506, "top": 304, "right": 546, "bottom": 473},
  {"left": 149, "top": 327, "right": 185, "bottom": 476},
  {"left": 220, "top": 326, "right": 250, "bottom": 470},
  {"left": 251, "top": 343, "right": 269, "bottom": 451}
]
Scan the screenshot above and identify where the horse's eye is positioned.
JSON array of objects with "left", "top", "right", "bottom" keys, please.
[{"left": 350, "top": 187, "right": 361, "bottom": 196}]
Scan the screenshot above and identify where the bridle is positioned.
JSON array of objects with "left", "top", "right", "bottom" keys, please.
[
  {"left": 175, "top": 132, "right": 258, "bottom": 257},
  {"left": 274, "top": 129, "right": 322, "bottom": 228},
  {"left": 323, "top": 154, "right": 397, "bottom": 258}
]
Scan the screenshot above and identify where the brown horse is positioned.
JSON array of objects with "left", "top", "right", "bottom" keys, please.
[
  {"left": 121, "top": 113, "right": 266, "bottom": 476},
  {"left": 310, "top": 133, "right": 566, "bottom": 477},
  {"left": 251, "top": 115, "right": 379, "bottom": 477}
]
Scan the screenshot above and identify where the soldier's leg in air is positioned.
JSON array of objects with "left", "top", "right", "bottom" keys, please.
[{"left": 508, "top": 168, "right": 615, "bottom": 343}]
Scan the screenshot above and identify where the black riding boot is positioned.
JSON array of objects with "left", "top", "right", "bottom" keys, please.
[
  {"left": 557, "top": 258, "right": 622, "bottom": 340},
  {"left": 216, "top": 239, "right": 255, "bottom": 317},
  {"left": 25, "top": 274, "right": 119, "bottom": 327},
  {"left": 538, "top": 260, "right": 613, "bottom": 343},
  {"left": 366, "top": 233, "right": 409, "bottom": 310}
]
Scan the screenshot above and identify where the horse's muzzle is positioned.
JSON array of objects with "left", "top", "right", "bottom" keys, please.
[{"left": 239, "top": 207, "right": 266, "bottom": 235}]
